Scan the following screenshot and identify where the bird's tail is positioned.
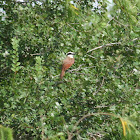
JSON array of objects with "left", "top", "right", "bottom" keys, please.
[{"left": 60, "top": 69, "right": 65, "bottom": 79}]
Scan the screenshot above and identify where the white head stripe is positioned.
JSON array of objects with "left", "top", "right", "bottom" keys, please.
[{"left": 68, "top": 54, "right": 74, "bottom": 58}]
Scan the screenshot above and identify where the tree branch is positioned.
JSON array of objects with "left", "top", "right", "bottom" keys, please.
[
  {"left": 68, "top": 64, "right": 85, "bottom": 72},
  {"left": 112, "top": 18, "right": 128, "bottom": 27},
  {"left": 30, "top": 53, "right": 44, "bottom": 56},
  {"left": 67, "top": 65, "right": 95, "bottom": 76},
  {"left": 69, "top": 112, "right": 117, "bottom": 139},
  {"left": 87, "top": 42, "right": 121, "bottom": 53},
  {"left": 87, "top": 38, "right": 139, "bottom": 53}
]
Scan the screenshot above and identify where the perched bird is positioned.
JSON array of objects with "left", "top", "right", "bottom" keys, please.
[{"left": 60, "top": 52, "right": 75, "bottom": 79}]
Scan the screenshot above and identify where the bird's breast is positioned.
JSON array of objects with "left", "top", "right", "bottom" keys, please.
[{"left": 62, "top": 57, "right": 74, "bottom": 71}]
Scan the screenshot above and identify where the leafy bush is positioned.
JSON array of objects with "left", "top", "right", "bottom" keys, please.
[
  {"left": 0, "top": 125, "right": 13, "bottom": 140},
  {"left": 0, "top": 0, "right": 139, "bottom": 139}
]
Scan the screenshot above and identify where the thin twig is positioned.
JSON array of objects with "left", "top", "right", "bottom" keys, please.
[
  {"left": 87, "top": 131, "right": 104, "bottom": 139},
  {"left": 30, "top": 53, "right": 44, "bottom": 56},
  {"left": 86, "top": 54, "right": 96, "bottom": 59},
  {"left": 132, "top": 38, "right": 139, "bottom": 42},
  {"left": 67, "top": 130, "right": 73, "bottom": 140},
  {"left": 0, "top": 66, "right": 9, "bottom": 74},
  {"left": 68, "top": 65, "right": 95, "bottom": 73},
  {"left": 68, "top": 71, "right": 89, "bottom": 75},
  {"left": 113, "top": 18, "right": 128, "bottom": 27},
  {"left": 93, "top": 105, "right": 109, "bottom": 109},
  {"left": 71, "top": 112, "right": 117, "bottom": 135},
  {"left": 83, "top": 66, "right": 96, "bottom": 69},
  {"left": 67, "top": 65, "right": 95, "bottom": 76},
  {"left": 67, "top": 23, "right": 80, "bottom": 32},
  {"left": 68, "top": 64, "right": 85, "bottom": 72},
  {"left": 87, "top": 42, "right": 121, "bottom": 53}
]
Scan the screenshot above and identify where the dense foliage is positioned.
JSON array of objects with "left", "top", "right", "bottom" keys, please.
[{"left": 0, "top": 0, "right": 139, "bottom": 139}]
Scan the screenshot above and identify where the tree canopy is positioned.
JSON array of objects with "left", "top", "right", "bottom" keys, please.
[{"left": 0, "top": 0, "right": 139, "bottom": 139}]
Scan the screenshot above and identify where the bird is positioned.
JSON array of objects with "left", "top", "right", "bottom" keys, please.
[{"left": 60, "top": 52, "right": 75, "bottom": 79}]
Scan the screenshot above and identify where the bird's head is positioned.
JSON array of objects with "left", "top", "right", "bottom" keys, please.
[{"left": 67, "top": 52, "right": 75, "bottom": 58}]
